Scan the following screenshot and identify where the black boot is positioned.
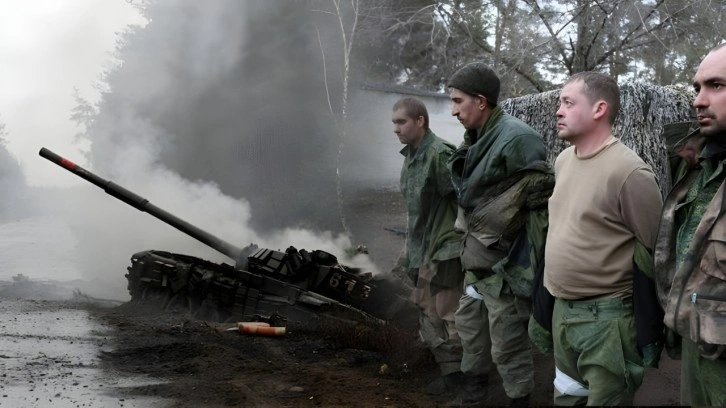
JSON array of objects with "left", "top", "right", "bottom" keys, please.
[{"left": 448, "top": 374, "right": 488, "bottom": 407}]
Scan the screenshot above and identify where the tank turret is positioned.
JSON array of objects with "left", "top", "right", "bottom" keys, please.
[{"left": 39, "top": 148, "right": 414, "bottom": 326}]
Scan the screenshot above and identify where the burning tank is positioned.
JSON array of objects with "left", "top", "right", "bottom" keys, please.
[{"left": 39, "top": 148, "right": 415, "bottom": 327}]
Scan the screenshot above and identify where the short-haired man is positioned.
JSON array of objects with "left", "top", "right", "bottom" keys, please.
[
  {"left": 544, "top": 72, "right": 663, "bottom": 405},
  {"left": 392, "top": 97, "right": 465, "bottom": 398},
  {"left": 447, "top": 63, "right": 553, "bottom": 406},
  {"left": 654, "top": 43, "right": 726, "bottom": 406}
]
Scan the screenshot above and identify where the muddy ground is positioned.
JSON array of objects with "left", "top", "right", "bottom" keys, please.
[{"left": 0, "top": 188, "right": 681, "bottom": 407}]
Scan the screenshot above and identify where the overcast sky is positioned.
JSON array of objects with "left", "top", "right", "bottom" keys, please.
[{"left": 0, "top": 0, "right": 145, "bottom": 186}]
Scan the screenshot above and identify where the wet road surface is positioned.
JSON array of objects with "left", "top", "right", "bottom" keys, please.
[{"left": 0, "top": 298, "right": 170, "bottom": 407}]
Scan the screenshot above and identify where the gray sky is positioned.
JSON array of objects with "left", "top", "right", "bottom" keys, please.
[{"left": 0, "top": 0, "right": 145, "bottom": 186}]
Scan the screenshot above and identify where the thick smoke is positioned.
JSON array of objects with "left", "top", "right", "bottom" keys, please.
[
  {"left": 89, "top": 0, "right": 345, "bottom": 231},
  {"left": 0, "top": 143, "right": 41, "bottom": 280},
  {"left": 50, "top": 0, "right": 381, "bottom": 299},
  {"left": 0, "top": 143, "right": 84, "bottom": 288},
  {"left": 0, "top": 143, "right": 32, "bottom": 221}
]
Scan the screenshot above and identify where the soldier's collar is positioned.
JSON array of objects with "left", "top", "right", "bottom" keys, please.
[{"left": 699, "top": 137, "right": 726, "bottom": 161}]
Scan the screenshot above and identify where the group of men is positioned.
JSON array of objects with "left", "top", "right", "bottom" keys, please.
[{"left": 393, "top": 43, "right": 726, "bottom": 406}]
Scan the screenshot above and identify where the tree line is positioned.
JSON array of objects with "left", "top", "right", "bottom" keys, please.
[
  {"left": 331, "top": 0, "right": 726, "bottom": 98},
  {"left": 65, "top": 0, "right": 719, "bottom": 231}
]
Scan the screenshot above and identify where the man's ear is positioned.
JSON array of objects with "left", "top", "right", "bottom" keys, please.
[
  {"left": 592, "top": 100, "right": 608, "bottom": 121},
  {"left": 416, "top": 115, "right": 425, "bottom": 128},
  {"left": 476, "top": 95, "right": 488, "bottom": 110}
]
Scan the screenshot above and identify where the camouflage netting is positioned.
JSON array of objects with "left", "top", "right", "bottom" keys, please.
[{"left": 501, "top": 83, "right": 696, "bottom": 193}]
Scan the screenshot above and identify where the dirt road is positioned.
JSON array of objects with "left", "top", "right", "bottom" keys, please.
[{"left": 0, "top": 296, "right": 169, "bottom": 407}]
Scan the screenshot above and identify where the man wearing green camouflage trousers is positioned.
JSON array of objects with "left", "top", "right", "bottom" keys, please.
[
  {"left": 655, "top": 43, "right": 726, "bottom": 406},
  {"left": 392, "top": 97, "right": 465, "bottom": 397},
  {"left": 447, "top": 63, "right": 553, "bottom": 407},
  {"left": 544, "top": 72, "right": 663, "bottom": 406}
]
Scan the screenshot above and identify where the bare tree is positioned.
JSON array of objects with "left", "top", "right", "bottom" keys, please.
[
  {"left": 436, "top": 1, "right": 551, "bottom": 92},
  {"left": 352, "top": 0, "right": 726, "bottom": 96},
  {"left": 314, "top": 0, "right": 362, "bottom": 236}
]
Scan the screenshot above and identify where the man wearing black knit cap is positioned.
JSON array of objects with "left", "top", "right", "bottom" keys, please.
[{"left": 447, "top": 62, "right": 553, "bottom": 407}]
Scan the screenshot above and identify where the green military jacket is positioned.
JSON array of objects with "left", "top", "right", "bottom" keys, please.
[
  {"left": 447, "top": 106, "right": 550, "bottom": 297},
  {"left": 399, "top": 130, "right": 462, "bottom": 288},
  {"left": 655, "top": 128, "right": 726, "bottom": 360},
  {"left": 449, "top": 106, "right": 547, "bottom": 211}
]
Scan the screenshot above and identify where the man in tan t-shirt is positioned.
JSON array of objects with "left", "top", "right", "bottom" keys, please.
[{"left": 544, "top": 72, "right": 663, "bottom": 405}]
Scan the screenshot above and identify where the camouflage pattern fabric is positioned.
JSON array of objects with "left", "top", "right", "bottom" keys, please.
[
  {"left": 399, "top": 129, "right": 462, "bottom": 290},
  {"left": 448, "top": 103, "right": 548, "bottom": 402},
  {"left": 552, "top": 297, "right": 644, "bottom": 406},
  {"left": 654, "top": 131, "right": 726, "bottom": 405},
  {"left": 681, "top": 337, "right": 726, "bottom": 406},
  {"left": 411, "top": 262, "right": 463, "bottom": 375},
  {"left": 455, "top": 283, "right": 534, "bottom": 399},
  {"left": 461, "top": 165, "right": 553, "bottom": 298}
]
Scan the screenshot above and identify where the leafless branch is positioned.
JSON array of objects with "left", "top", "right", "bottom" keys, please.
[
  {"left": 383, "top": 4, "right": 437, "bottom": 34},
  {"left": 314, "top": 26, "right": 336, "bottom": 119},
  {"left": 524, "top": 0, "right": 571, "bottom": 71},
  {"left": 437, "top": 5, "right": 546, "bottom": 91},
  {"left": 594, "top": 0, "right": 665, "bottom": 67},
  {"left": 632, "top": 1, "right": 668, "bottom": 49},
  {"left": 583, "top": 2, "right": 614, "bottom": 67}
]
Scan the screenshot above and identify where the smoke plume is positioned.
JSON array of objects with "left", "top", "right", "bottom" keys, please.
[{"left": 50, "top": 0, "right": 380, "bottom": 299}]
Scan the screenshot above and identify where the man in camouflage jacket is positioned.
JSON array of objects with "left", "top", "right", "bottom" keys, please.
[
  {"left": 392, "top": 97, "right": 465, "bottom": 398},
  {"left": 446, "top": 62, "right": 552, "bottom": 407},
  {"left": 655, "top": 43, "right": 726, "bottom": 406}
]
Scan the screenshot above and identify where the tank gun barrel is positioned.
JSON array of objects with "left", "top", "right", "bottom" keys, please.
[{"left": 39, "top": 147, "right": 246, "bottom": 262}]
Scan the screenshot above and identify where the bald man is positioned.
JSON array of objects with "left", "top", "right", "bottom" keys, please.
[{"left": 655, "top": 43, "right": 726, "bottom": 406}]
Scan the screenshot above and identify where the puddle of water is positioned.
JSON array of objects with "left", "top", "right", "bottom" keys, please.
[{"left": 0, "top": 300, "right": 171, "bottom": 407}]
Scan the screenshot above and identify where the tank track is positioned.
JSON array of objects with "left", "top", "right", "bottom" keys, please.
[{"left": 125, "top": 247, "right": 415, "bottom": 327}]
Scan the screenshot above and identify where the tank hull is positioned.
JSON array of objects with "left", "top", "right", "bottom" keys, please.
[{"left": 126, "top": 249, "right": 415, "bottom": 328}]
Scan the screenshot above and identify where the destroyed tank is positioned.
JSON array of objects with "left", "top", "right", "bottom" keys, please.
[{"left": 39, "top": 148, "right": 415, "bottom": 327}]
